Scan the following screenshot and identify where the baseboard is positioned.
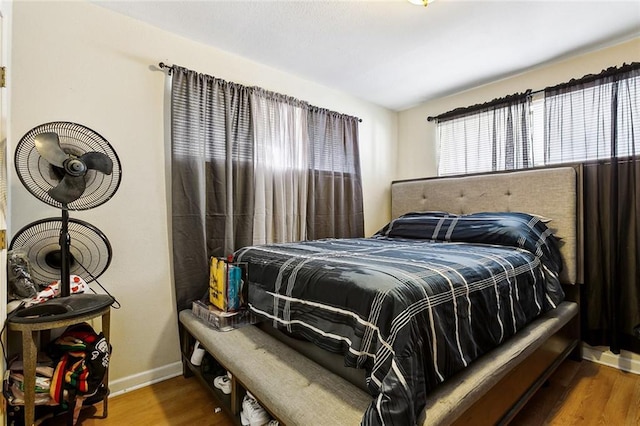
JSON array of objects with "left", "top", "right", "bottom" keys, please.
[
  {"left": 108, "top": 361, "right": 183, "bottom": 397},
  {"left": 582, "top": 343, "right": 640, "bottom": 375}
]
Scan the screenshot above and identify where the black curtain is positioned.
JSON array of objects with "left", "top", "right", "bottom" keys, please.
[
  {"left": 583, "top": 158, "right": 639, "bottom": 354},
  {"left": 545, "top": 63, "right": 640, "bottom": 354}
]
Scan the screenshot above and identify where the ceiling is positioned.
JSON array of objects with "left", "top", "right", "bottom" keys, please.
[{"left": 94, "top": 0, "right": 640, "bottom": 111}]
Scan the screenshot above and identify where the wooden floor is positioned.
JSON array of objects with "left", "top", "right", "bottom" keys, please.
[
  {"left": 40, "top": 359, "right": 639, "bottom": 425},
  {"left": 39, "top": 377, "right": 232, "bottom": 426},
  {"left": 511, "top": 359, "right": 640, "bottom": 425}
]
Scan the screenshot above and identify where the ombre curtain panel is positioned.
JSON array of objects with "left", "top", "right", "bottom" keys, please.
[
  {"left": 307, "top": 107, "right": 364, "bottom": 240},
  {"left": 170, "top": 66, "right": 363, "bottom": 310},
  {"left": 170, "top": 67, "right": 255, "bottom": 311}
]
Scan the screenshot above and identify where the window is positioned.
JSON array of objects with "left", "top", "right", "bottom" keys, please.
[
  {"left": 544, "top": 72, "right": 639, "bottom": 163},
  {"left": 437, "top": 96, "right": 532, "bottom": 176},
  {"left": 436, "top": 65, "right": 639, "bottom": 175}
]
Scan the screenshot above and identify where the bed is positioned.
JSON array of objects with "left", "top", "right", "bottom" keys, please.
[{"left": 234, "top": 166, "right": 582, "bottom": 425}]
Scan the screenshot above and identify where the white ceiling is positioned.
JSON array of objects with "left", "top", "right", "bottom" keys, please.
[{"left": 94, "top": 0, "right": 640, "bottom": 111}]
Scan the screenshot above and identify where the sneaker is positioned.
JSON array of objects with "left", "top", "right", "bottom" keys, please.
[
  {"left": 213, "top": 375, "right": 231, "bottom": 395},
  {"left": 240, "top": 394, "right": 271, "bottom": 426},
  {"left": 266, "top": 421, "right": 279, "bottom": 426}
]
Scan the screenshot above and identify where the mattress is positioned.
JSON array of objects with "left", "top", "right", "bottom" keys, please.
[{"left": 235, "top": 212, "right": 565, "bottom": 425}]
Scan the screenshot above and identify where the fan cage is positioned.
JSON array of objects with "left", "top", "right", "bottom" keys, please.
[
  {"left": 10, "top": 218, "right": 112, "bottom": 287},
  {"left": 15, "top": 122, "right": 122, "bottom": 211}
]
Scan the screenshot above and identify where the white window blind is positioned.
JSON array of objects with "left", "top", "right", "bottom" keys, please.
[
  {"left": 437, "top": 99, "right": 532, "bottom": 176},
  {"left": 544, "top": 71, "right": 639, "bottom": 163}
]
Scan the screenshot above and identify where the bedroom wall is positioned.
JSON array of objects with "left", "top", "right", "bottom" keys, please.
[
  {"left": 396, "top": 36, "right": 640, "bottom": 181},
  {"left": 9, "top": 1, "right": 397, "bottom": 393}
]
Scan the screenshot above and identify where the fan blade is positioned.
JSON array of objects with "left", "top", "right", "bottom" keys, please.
[
  {"left": 79, "top": 151, "right": 113, "bottom": 175},
  {"left": 34, "top": 132, "right": 68, "bottom": 167},
  {"left": 48, "top": 175, "right": 86, "bottom": 204}
]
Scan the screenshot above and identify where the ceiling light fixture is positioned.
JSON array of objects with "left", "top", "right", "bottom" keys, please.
[{"left": 408, "top": 0, "right": 435, "bottom": 6}]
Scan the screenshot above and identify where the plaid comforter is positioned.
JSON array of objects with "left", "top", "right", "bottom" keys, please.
[{"left": 234, "top": 213, "right": 564, "bottom": 425}]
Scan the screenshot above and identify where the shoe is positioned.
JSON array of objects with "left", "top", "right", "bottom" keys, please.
[
  {"left": 266, "top": 421, "right": 279, "bottom": 426},
  {"left": 240, "top": 394, "right": 271, "bottom": 426},
  {"left": 213, "top": 375, "right": 231, "bottom": 395}
]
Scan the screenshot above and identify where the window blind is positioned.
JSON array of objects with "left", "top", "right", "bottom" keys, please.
[
  {"left": 544, "top": 68, "right": 639, "bottom": 163},
  {"left": 437, "top": 99, "right": 532, "bottom": 176}
]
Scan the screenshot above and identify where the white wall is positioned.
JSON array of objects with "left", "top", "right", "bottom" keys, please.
[
  {"left": 397, "top": 37, "right": 640, "bottom": 181},
  {"left": 10, "top": 1, "right": 397, "bottom": 392}
]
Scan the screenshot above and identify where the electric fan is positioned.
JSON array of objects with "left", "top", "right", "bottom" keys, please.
[
  {"left": 11, "top": 122, "right": 121, "bottom": 322},
  {"left": 10, "top": 218, "right": 112, "bottom": 286}
]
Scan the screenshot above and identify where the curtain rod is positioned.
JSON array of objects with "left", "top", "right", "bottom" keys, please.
[
  {"left": 544, "top": 61, "right": 639, "bottom": 93},
  {"left": 157, "top": 62, "right": 362, "bottom": 123},
  {"left": 158, "top": 62, "right": 174, "bottom": 73},
  {"left": 427, "top": 61, "right": 640, "bottom": 123},
  {"left": 427, "top": 90, "right": 532, "bottom": 122}
]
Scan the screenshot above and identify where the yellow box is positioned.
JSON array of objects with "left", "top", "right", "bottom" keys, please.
[{"left": 209, "top": 257, "right": 227, "bottom": 311}]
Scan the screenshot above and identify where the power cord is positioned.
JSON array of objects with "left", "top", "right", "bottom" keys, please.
[{"left": 75, "top": 260, "right": 121, "bottom": 310}]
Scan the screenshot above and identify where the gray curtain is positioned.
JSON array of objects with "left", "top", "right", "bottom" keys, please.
[
  {"left": 170, "top": 66, "right": 364, "bottom": 311},
  {"left": 307, "top": 108, "right": 364, "bottom": 239},
  {"left": 544, "top": 64, "right": 639, "bottom": 354},
  {"left": 171, "top": 66, "right": 255, "bottom": 311}
]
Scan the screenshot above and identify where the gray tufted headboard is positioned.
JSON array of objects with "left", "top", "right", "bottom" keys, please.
[{"left": 391, "top": 167, "right": 581, "bottom": 285}]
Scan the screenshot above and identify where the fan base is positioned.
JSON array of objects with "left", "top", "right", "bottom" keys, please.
[{"left": 8, "top": 294, "right": 114, "bottom": 324}]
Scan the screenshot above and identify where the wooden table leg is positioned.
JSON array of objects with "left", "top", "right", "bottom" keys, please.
[
  {"left": 8, "top": 305, "right": 112, "bottom": 425},
  {"left": 101, "top": 309, "right": 110, "bottom": 418},
  {"left": 21, "top": 329, "right": 38, "bottom": 426}
]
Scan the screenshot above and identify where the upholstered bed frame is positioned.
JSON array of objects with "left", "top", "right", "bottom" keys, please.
[
  {"left": 391, "top": 166, "right": 581, "bottom": 285},
  {"left": 180, "top": 166, "right": 583, "bottom": 426},
  {"left": 391, "top": 165, "right": 582, "bottom": 425}
]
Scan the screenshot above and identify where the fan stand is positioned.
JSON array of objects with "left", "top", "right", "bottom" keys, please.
[
  {"left": 53, "top": 206, "right": 114, "bottom": 310},
  {"left": 60, "top": 208, "right": 71, "bottom": 298}
]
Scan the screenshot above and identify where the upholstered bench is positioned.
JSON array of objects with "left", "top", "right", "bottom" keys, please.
[
  {"left": 180, "top": 301, "right": 580, "bottom": 426},
  {"left": 179, "top": 309, "right": 371, "bottom": 425}
]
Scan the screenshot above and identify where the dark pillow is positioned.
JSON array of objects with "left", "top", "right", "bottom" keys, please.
[{"left": 375, "top": 211, "right": 562, "bottom": 273}]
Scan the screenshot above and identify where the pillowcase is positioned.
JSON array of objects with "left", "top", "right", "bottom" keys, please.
[
  {"left": 375, "top": 211, "right": 562, "bottom": 273},
  {"left": 527, "top": 213, "right": 552, "bottom": 223},
  {"left": 374, "top": 210, "right": 454, "bottom": 238}
]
